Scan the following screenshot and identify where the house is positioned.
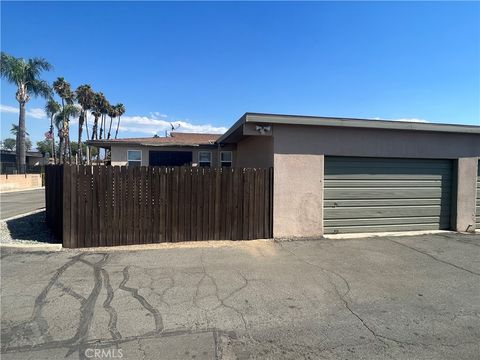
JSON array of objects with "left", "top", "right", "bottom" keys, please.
[
  {"left": 0, "top": 150, "right": 48, "bottom": 173},
  {"left": 89, "top": 112, "right": 480, "bottom": 238},
  {"left": 87, "top": 132, "right": 234, "bottom": 167}
]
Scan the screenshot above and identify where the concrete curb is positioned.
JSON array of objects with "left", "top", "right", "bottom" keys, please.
[
  {"left": 0, "top": 187, "right": 44, "bottom": 194},
  {"left": 1, "top": 208, "right": 46, "bottom": 222},
  {"left": 0, "top": 243, "right": 62, "bottom": 251}
]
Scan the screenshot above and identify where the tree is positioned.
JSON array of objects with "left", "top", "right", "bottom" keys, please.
[
  {"left": 1, "top": 138, "right": 16, "bottom": 151},
  {"left": 45, "top": 98, "right": 61, "bottom": 164},
  {"left": 10, "top": 124, "right": 32, "bottom": 151},
  {"left": 114, "top": 103, "right": 125, "bottom": 139},
  {"left": 54, "top": 104, "right": 80, "bottom": 163},
  {"left": 0, "top": 52, "right": 52, "bottom": 173},
  {"left": 91, "top": 92, "right": 104, "bottom": 140},
  {"left": 70, "top": 141, "right": 97, "bottom": 159},
  {"left": 36, "top": 139, "right": 57, "bottom": 156},
  {"left": 53, "top": 77, "right": 75, "bottom": 163},
  {"left": 75, "top": 84, "right": 94, "bottom": 164},
  {"left": 107, "top": 104, "right": 117, "bottom": 140}
]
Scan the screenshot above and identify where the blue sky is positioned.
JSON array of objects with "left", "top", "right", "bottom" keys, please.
[{"left": 1, "top": 1, "right": 479, "bottom": 148}]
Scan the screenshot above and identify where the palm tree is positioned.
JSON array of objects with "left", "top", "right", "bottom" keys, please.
[
  {"left": 75, "top": 84, "right": 94, "bottom": 164},
  {"left": 45, "top": 98, "right": 61, "bottom": 164},
  {"left": 107, "top": 104, "right": 117, "bottom": 140},
  {"left": 0, "top": 52, "right": 52, "bottom": 173},
  {"left": 98, "top": 94, "right": 110, "bottom": 140},
  {"left": 114, "top": 103, "right": 125, "bottom": 139},
  {"left": 91, "top": 92, "right": 104, "bottom": 140},
  {"left": 54, "top": 104, "right": 80, "bottom": 163},
  {"left": 53, "top": 77, "right": 75, "bottom": 162}
]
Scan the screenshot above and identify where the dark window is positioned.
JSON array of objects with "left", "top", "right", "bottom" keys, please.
[
  {"left": 198, "top": 151, "right": 212, "bottom": 167},
  {"left": 149, "top": 151, "right": 193, "bottom": 166},
  {"left": 221, "top": 151, "right": 232, "bottom": 167}
]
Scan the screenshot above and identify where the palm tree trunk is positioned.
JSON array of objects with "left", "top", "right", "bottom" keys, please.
[
  {"left": 58, "top": 129, "right": 64, "bottom": 164},
  {"left": 92, "top": 115, "right": 98, "bottom": 140},
  {"left": 115, "top": 116, "right": 121, "bottom": 139},
  {"left": 17, "top": 101, "right": 27, "bottom": 173},
  {"left": 107, "top": 116, "right": 114, "bottom": 139},
  {"left": 78, "top": 111, "right": 84, "bottom": 164},
  {"left": 50, "top": 116, "right": 56, "bottom": 164},
  {"left": 85, "top": 111, "right": 91, "bottom": 165}
]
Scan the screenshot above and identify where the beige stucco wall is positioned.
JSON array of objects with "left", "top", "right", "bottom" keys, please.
[
  {"left": 269, "top": 124, "right": 480, "bottom": 238},
  {"left": 235, "top": 136, "right": 273, "bottom": 168},
  {"left": 273, "top": 154, "right": 324, "bottom": 238},
  {"left": 110, "top": 145, "right": 235, "bottom": 167},
  {"left": 272, "top": 124, "right": 480, "bottom": 158},
  {"left": 456, "top": 157, "right": 478, "bottom": 232},
  {"left": 0, "top": 174, "right": 43, "bottom": 192}
]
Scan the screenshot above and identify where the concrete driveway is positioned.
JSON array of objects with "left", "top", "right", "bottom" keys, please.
[
  {"left": 0, "top": 188, "right": 45, "bottom": 219},
  {"left": 1, "top": 233, "right": 479, "bottom": 359}
]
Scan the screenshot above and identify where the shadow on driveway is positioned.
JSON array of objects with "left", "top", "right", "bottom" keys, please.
[{"left": 3, "top": 211, "right": 61, "bottom": 244}]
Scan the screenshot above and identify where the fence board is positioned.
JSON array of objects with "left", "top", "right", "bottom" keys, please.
[{"left": 45, "top": 165, "right": 273, "bottom": 248}]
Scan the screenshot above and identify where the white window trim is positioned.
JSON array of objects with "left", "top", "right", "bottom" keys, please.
[
  {"left": 198, "top": 151, "right": 212, "bottom": 166},
  {"left": 220, "top": 151, "right": 232, "bottom": 167},
  {"left": 127, "top": 150, "right": 142, "bottom": 166}
]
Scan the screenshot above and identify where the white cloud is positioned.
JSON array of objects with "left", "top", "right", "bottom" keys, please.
[
  {"left": 118, "top": 115, "right": 228, "bottom": 135},
  {"left": 371, "top": 116, "right": 429, "bottom": 123},
  {"left": 0, "top": 104, "right": 46, "bottom": 119}
]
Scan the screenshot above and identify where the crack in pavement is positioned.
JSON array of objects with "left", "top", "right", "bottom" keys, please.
[
  {"left": 274, "top": 242, "right": 474, "bottom": 350},
  {"left": 54, "top": 281, "right": 87, "bottom": 305},
  {"left": 118, "top": 266, "right": 164, "bottom": 334},
  {"left": 101, "top": 269, "right": 121, "bottom": 340},
  {"left": 387, "top": 239, "right": 480, "bottom": 276}
]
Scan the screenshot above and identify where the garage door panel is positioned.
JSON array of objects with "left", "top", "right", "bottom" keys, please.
[
  {"left": 325, "top": 188, "right": 450, "bottom": 200},
  {"left": 326, "top": 223, "right": 448, "bottom": 234},
  {"left": 325, "top": 206, "right": 448, "bottom": 219},
  {"left": 324, "top": 157, "right": 453, "bottom": 234},
  {"left": 326, "top": 174, "right": 449, "bottom": 180},
  {"left": 324, "top": 199, "right": 446, "bottom": 207},
  {"left": 325, "top": 180, "right": 451, "bottom": 188},
  {"left": 325, "top": 216, "right": 451, "bottom": 227}
]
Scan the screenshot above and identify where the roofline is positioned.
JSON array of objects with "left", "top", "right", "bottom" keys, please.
[
  {"left": 245, "top": 112, "right": 480, "bottom": 134},
  {"left": 216, "top": 114, "right": 246, "bottom": 143},
  {"left": 86, "top": 140, "right": 217, "bottom": 148},
  {"left": 218, "top": 112, "right": 480, "bottom": 143}
]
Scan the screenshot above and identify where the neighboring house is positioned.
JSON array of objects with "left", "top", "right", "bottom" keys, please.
[
  {"left": 89, "top": 112, "right": 480, "bottom": 237},
  {"left": 88, "top": 132, "right": 234, "bottom": 167},
  {"left": 0, "top": 150, "right": 48, "bottom": 173}
]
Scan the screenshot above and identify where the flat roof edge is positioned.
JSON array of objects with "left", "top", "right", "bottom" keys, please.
[{"left": 245, "top": 113, "right": 480, "bottom": 134}]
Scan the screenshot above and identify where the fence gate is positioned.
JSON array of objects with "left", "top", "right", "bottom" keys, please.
[{"left": 45, "top": 165, "right": 273, "bottom": 248}]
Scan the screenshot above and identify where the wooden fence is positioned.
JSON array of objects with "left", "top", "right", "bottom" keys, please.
[{"left": 45, "top": 165, "right": 273, "bottom": 248}]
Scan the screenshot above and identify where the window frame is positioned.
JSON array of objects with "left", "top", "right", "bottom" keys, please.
[
  {"left": 198, "top": 151, "right": 212, "bottom": 167},
  {"left": 127, "top": 150, "right": 142, "bottom": 167},
  {"left": 220, "top": 151, "right": 233, "bottom": 167}
]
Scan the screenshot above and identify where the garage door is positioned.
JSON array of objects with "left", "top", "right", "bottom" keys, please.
[
  {"left": 476, "top": 161, "right": 480, "bottom": 228},
  {"left": 324, "top": 157, "right": 453, "bottom": 234}
]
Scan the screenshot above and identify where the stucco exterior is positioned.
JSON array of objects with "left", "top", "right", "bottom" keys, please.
[
  {"left": 455, "top": 157, "right": 478, "bottom": 232},
  {"left": 235, "top": 136, "right": 273, "bottom": 168},
  {"left": 110, "top": 145, "right": 235, "bottom": 167},
  {"left": 231, "top": 120, "right": 480, "bottom": 238}
]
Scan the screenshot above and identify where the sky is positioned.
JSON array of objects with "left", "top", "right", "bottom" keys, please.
[{"left": 1, "top": 1, "right": 479, "bottom": 149}]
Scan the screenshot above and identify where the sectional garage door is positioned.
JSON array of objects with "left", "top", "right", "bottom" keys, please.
[{"left": 324, "top": 157, "right": 453, "bottom": 234}]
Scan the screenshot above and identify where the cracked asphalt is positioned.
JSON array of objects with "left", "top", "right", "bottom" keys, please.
[{"left": 1, "top": 233, "right": 479, "bottom": 359}]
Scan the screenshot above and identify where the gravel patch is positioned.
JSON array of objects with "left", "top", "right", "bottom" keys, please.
[{"left": 0, "top": 211, "right": 60, "bottom": 246}]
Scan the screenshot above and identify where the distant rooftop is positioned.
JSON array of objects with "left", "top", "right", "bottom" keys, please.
[{"left": 87, "top": 132, "right": 221, "bottom": 148}]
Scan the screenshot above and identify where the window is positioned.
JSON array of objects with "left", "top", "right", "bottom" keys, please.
[
  {"left": 127, "top": 150, "right": 142, "bottom": 167},
  {"left": 221, "top": 151, "right": 232, "bottom": 167},
  {"left": 198, "top": 151, "right": 212, "bottom": 167}
]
